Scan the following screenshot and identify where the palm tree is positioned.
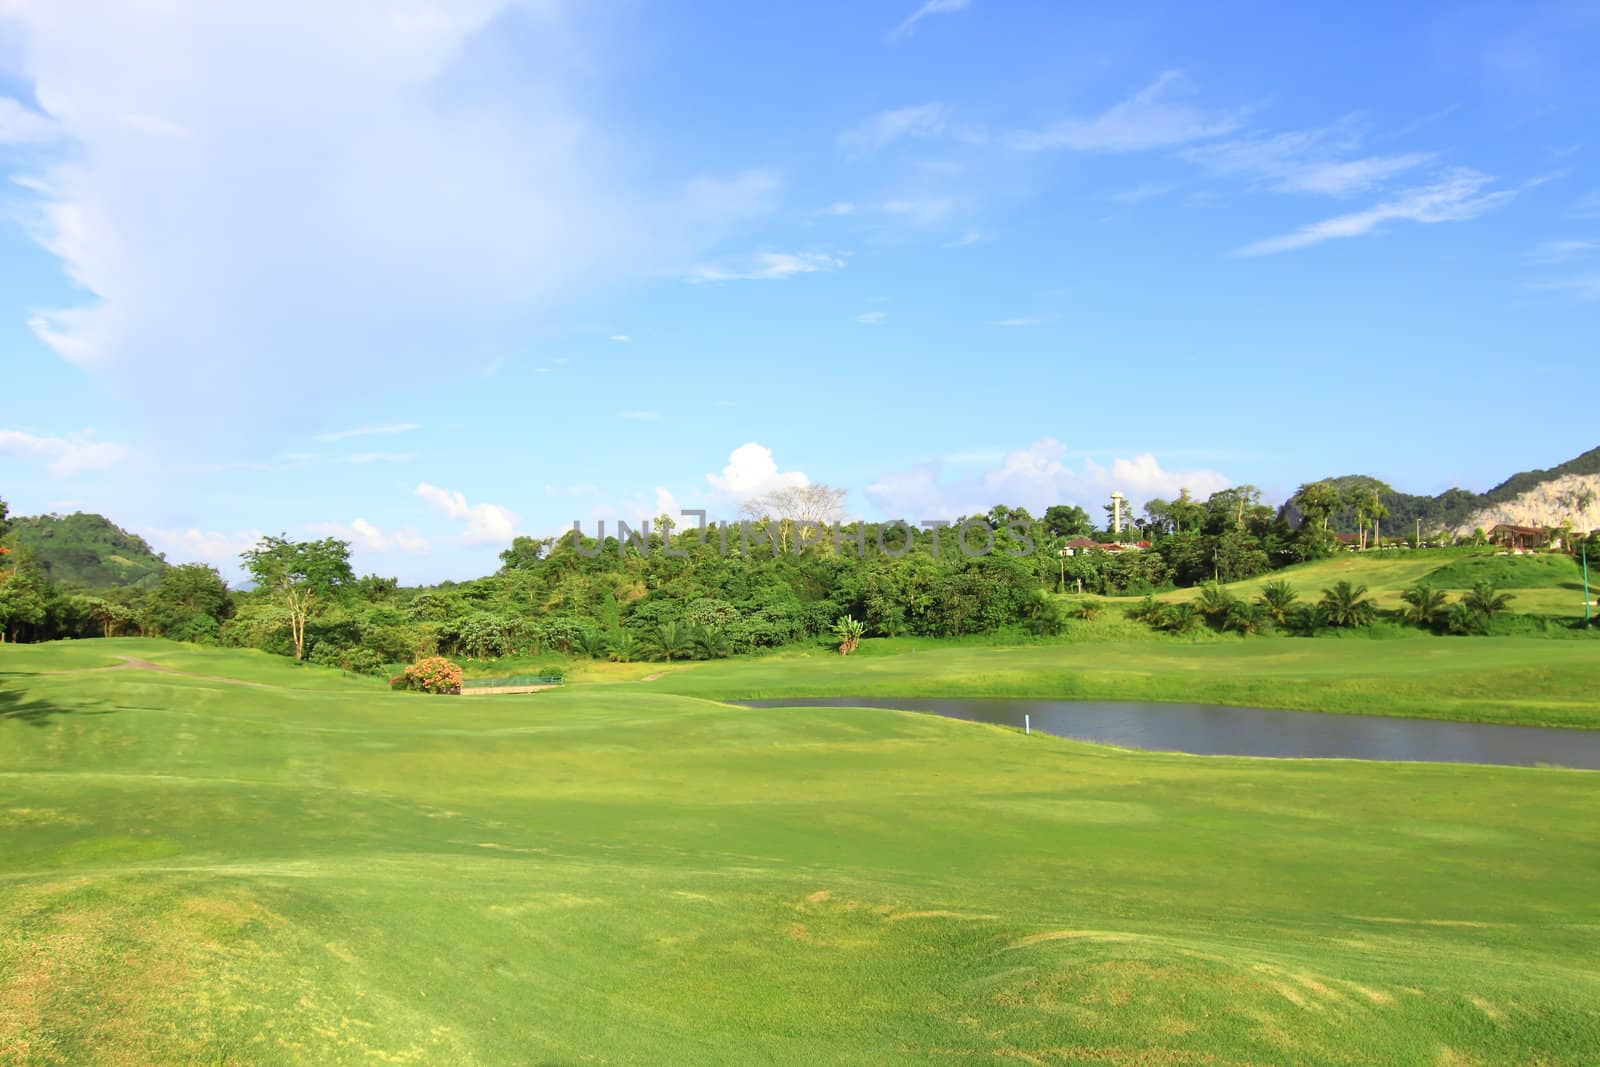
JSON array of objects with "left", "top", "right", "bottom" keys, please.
[
  {"left": 691, "top": 625, "right": 731, "bottom": 660},
  {"left": 1446, "top": 601, "right": 1482, "bottom": 636},
  {"left": 1255, "top": 580, "right": 1298, "bottom": 624},
  {"left": 1285, "top": 603, "right": 1325, "bottom": 636},
  {"left": 1399, "top": 582, "right": 1448, "bottom": 628},
  {"left": 607, "top": 630, "right": 636, "bottom": 663},
  {"left": 831, "top": 614, "right": 866, "bottom": 655},
  {"left": 1162, "top": 603, "right": 1201, "bottom": 634},
  {"left": 1075, "top": 599, "right": 1102, "bottom": 621},
  {"left": 1318, "top": 581, "right": 1376, "bottom": 628},
  {"left": 1196, "top": 582, "right": 1235, "bottom": 620},
  {"left": 1368, "top": 491, "right": 1389, "bottom": 550},
  {"left": 643, "top": 622, "right": 695, "bottom": 662},
  {"left": 1223, "top": 600, "right": 1268, "bottom": 636},
  {"left": 574, "top": 628, "right": 609, "bottom": 659},
  {"left": 1130, "top": 595, "right": 1165, "bottom": 626},
  {"left": 1462, "top": 580, "right": 1514, "bottom": 620}
]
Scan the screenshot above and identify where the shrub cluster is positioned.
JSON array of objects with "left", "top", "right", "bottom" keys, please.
[{"left": 392, "top": 655, "right": 463, "bottom": 694}]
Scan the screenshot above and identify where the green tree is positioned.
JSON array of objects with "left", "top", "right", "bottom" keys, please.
[
  {"left": 832, "top": 614, "right": 866, "bottom": 655},
  {"left": 1290, "top": 480, "right": 1343, "bottom": 531},
  {"left": 642, "top": 622, "right": 694, "bottom": 662},
  {"left": 574, "top": 628, "right": 609, "bottom": 659},
  {"left": 146, "top": 563, "right": 231, "bottom": 640},
  {"left": 691, "top": 626, "right": 732, "bottom": 660},
  {"left": 1223, "top": 600, "right": 1269, "bottom": 635},
  {"left": 1254, "top": 580, "right": 1298, "bottom": 624},
  {"left": 1462, "top": 581, "right": 1514, "bottom": 621},
  {"left": 240, "top": 536, "right": 354, "bottom": 660},
  {"left": 1399, "top": 582, "right": 1448, "bottom": 628},
  {"left": 0, "top": 571, "right": 47, "bottom": 642},
  {"left": 1318, "top": 581, "right": 1376, "bottom": 628},
  {"left": 1042, "top": 504, "right": 1092, "bottom": 538}
]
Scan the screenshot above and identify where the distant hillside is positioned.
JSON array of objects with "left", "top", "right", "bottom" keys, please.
[
  {"left": 2, "top": 512, "right": 168, "bottom": 589},
  {"left": 1295, "top": 445, "right": 1600, "bottom": 538}
]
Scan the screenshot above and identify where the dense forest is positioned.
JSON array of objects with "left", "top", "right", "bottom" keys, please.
[{"left": 4, "top": 470, "right": 1596, "bottom": 665}]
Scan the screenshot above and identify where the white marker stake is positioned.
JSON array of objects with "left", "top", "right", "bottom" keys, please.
[{"left": 1025, "top": 714, "right": 1030, "bottom": 736}]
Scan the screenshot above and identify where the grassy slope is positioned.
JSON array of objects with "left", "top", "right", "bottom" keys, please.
[
  {"left": 3, "top": 639, "right": 1599, "bottom": 1065},
  {"left": 1123, "top": 549, "right": 1591, "bottom": 617}
]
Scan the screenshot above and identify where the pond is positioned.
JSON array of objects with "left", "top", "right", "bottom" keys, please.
[{"left": 734, "top": 697, "right": 1600, "bottom": 770}]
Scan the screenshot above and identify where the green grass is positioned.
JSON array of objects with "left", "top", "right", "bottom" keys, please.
[
  {"left": 1120, "top": 548, "right": 1593, "bottom": 618},
  {"left": 3, "top": 639, "right": 1599, "bottom": 1065}
]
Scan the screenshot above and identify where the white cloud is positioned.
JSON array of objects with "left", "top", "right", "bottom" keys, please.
[
  {"left": 1528, "top": 276, "right": 1600, "bottom": 301},
  {"left": 1006, "top": 71, "right": 1243, "bottom": 153},
  {"left": 0, "top": 96, "right": 58, "bottom": 143},
  {"left": 1528, "top": 239, "right": 1599, "bottom": 264},
  {"left": 882, "top": 195, "right": 955, "bottom": 224},
  {"left": 888, "top": 0, "right": 969, "bottom": 42},
  {"left": 1111, "top": 183, "right": 1176, "bottom": 206},
  {"left": 609, "top": 334, "right": 631, "bottom": 343},
  {"left": 1185, "top": 120, "right": 1432, "bottom": 197},
  {"left": 307, "top": 518, "right": 430, "bottom": 553},
  {"left": 1237, "top": 169, "right": 1515, "bottom": 256},
  {"left": 617, "top": 410, "right": 661, "bottom": 420},
  {"left": 1575, "top": 190, "right": 1600, "bottom": 219},
  {"left": 839, "top": 103, "right": 947, "bottom": 151},
  {"left": 0, "top": 428, "right": 127, "bottom": 475},
  {"left": 142, "top": 527, "right": 264, "bottom": 566},
  {"left": 706, "top": 443, "right": 809, "bottom": 499},
  {"left": 988, "top": 315, "right": 1053, "bottom": 327},
  {"left": 343, "top": 451, "right": 416, "bottom": 464},
  {"left": 315, "top": 423, "right": 419, "bottom": 442},
  {"left": 687, "top": 251, "right": 845, "bottom": 282},
  {"left": 864, "top": 439, "right": 1231, "bottom": 520},
  {"left": 3, "top": 2, "right": 775, "bottom": 435},
  {"left": 942, "top": 229, "right": 991, "bottom": 247},
  {"left": 856, "top": 311, "right": 888, "bottom": 325},
  {"left": 415, "top": 482, "right": 517, "bottom": 545},
  {"left": 819, "top": 201, "right": 857, "bottom": 216}
]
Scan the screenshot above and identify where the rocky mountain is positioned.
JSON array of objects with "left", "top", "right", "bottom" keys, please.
[{"left": 1454, "top": 473, "right": 1600, "bottom": 536}]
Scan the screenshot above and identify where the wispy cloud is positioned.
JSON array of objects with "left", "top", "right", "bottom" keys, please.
[
  {"left": 315, "top": 423, "right": 419, "bottom": 442},
  {"left": 840, "top": 103, "right": 947, "bottom": 151},
  {"left": 988, "top": 315, "right": 1054, "bottom": 327},
  {"left": 415, "top": 483, "right": 517, "bottom": 545},
  {"left": 856, "top": 311, "right": 888, "bottom": 325},
  {"left": 0, "top": 428, "right": 127, "bottom": 476},
  {"left": 882, "top": 195, "right": 956, "bottom": 224},
  {"left": 1186, "top": 120, "right": 1433, "bottom": 197},
  {"left": 943, "top": 229, "right": 992, "bottom": 247},
  {"left": 1528, "top": 277, "right": 1600, "bottom": 301},
  {"left": 1236, "top": 169, "right": 1515, "bottom": 256},
  {"left": 818, "top": 201, "right": 857, "bottom": 216},
  {"left": 1574, "top": 190, "right": 1600, "bottom": 219},
  {"left": 343, "top": 451, "right": 417, "bottom": 464},
  {"left": 617, "top": 410, "right": 661, "bottom": 420},
  {"left": 1006, "top": 71, "right": 1243, "bottom": 153},
  {"left": 1527, "top": 240, "right": 1599, "bottom": 264},
  {"left": 887, "top": 0, "right": 969, "bottom": 43},
  {"left": 687, "top": 251, "right": 845, "bottom": 282},
  {"left": 1111, "top": 183, "right": 1176, "bottom": 206},
  {"left": 0, "top": 97, "right": 58, "bottom": 143},
  {"left": 609, "top": 334, "right": 631, "bottom": 343}
]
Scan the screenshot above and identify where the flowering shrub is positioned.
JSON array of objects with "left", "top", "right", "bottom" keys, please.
[{"left": 394, "top": 655, "right": 463, "bottom": 695}]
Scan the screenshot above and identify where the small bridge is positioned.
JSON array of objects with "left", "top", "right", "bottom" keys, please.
[{"left": 459, "top": 674, "right": 564, "bottom": 696}]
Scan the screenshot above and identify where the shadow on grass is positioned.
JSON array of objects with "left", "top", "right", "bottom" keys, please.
[{"left": 0, "top": 685, "right": 116, "bottom": 727}]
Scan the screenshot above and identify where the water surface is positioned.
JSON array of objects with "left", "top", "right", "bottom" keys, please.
[{"left": 735, "top": 697, "right": 1600, "bottom": 770}]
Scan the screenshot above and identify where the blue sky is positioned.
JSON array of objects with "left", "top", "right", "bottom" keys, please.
[{"left": 2, "top": 1, "right": 1597, "bottom": 582}]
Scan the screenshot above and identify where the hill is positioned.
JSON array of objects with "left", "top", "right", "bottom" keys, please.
[
  {"left": 1301, "top": 445, "right": 1600, "bottom": 537},
  {"left": 2, "top": 511, "right": 168, "bottom": 589}
]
